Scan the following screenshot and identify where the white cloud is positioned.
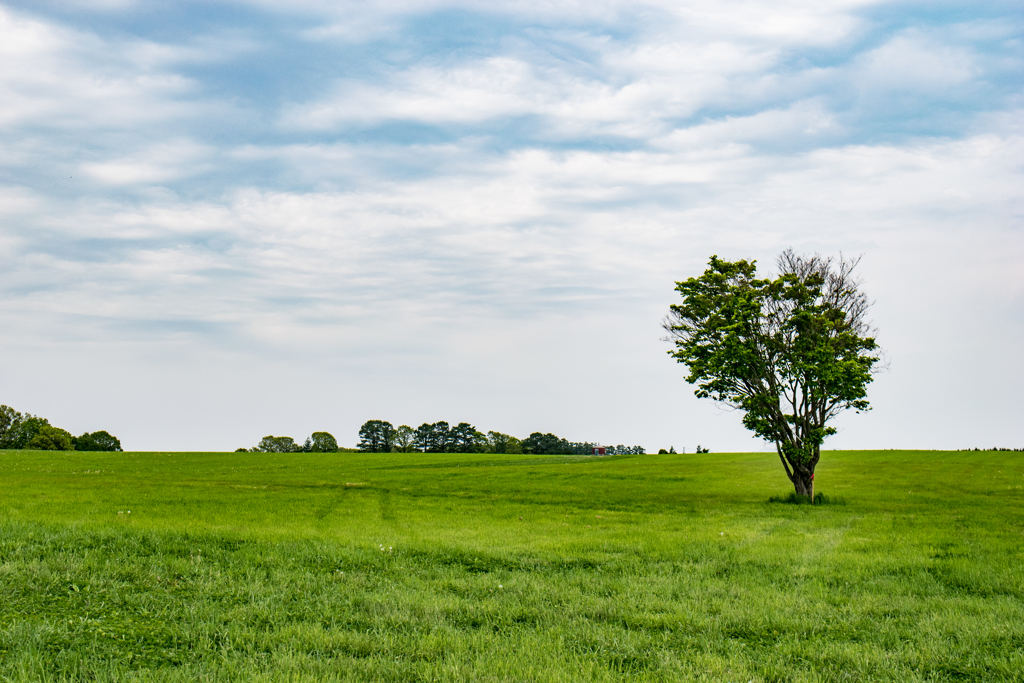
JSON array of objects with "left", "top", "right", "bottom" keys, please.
[
  {"left": 655, "top": 98, "right": 840, "bottom": 149},
  {"left": 0, "top": 6, "right": 198, "bottom": 129},
  {"left": 282, "top": 41, "right": 783, "bottom": 137},
  {"left": 81, "top": 140, "right": 214, "bottom": 185},
  {"left": 11, "top": 124, "right": 1021, "bottom": 328},
  {"left": 267, "top": 0, "right": 880, "bottom": 45},
  {"left": 854, "top": 30, "right": 978, "bottom": 94}
]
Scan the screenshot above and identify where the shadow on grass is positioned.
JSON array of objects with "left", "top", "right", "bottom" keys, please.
[{"left": 767, "top": 492, "right": 845, "bottom": 506}]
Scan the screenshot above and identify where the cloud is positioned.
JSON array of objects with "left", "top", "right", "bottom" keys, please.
[
  {"left": 81, "top": 140, "right": 214, "bottom": 185},
  {"left": 8, "top": 123, "right": 1021, "bottom": 332},
  {"left": 854, "top": 30, "right": 978, "bottom": 93},
  {"left": 0, "top": 7, "right": 214, "bottom": 147}
]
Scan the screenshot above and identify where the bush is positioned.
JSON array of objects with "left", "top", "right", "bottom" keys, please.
[
  {"left": 25, "top": 425, "right": 75, "bottom": 451},
  {"left": 256, "top": 436, "right": 299, "bottom": 452},
  {"left": 73, "top": 430, "right": 122, "bottom": 452}
]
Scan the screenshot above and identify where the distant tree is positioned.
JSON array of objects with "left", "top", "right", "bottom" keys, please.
[
  {"left": 658, "top": 448, "right": 669, "bottom": 454},
  {"left": 392, "top": 425, "right": 415, "bottom": 452},
  {"left": 12, "top": 416, "right": 50, "bottom": 449},
  {"left": 73, "top": 430, "right": 122, "bottom": 452},
  {"left": 669, "top": 446, "right": 676, "bottom": 454},
  {"left": 307, "top": 431, "right": 338, "bottom": 453},
  {"left": 665, "top": 251, "right": 880, "bottom": 498},
  {"left": 450, "top": 422, "right": 485, "bottom": 453},
  {"left": 357, "top": 420, "right": 395, "bottom": 453},
  {"left": 695, "top": 445, "right": 710, "bottom": 454},
  {"left": 411, "top": 421, "right": 453, "bottom": 453},
  {"left": 486, "top": 431, "right": 511, "bottom": 454},
  {"left": 485, "top": 432, "right": 523, "bottom": 454},
  {"left": 522, "top": 432, "right": 571, "bottom": 455},
  {"left": 0, "top": 405, "right": 26, "bottom": 449},
  {"left": 26, "top": 425, "right": 74, "bottom": 451},
  {"left": 256, "top": 435, "right": 300, "bottom": 452},
  {"left": 431, "top": 421, "right": 452, "bottom": 452},
  {"left": 235, "top": 447, "right": 248, "bottom": 452},
  {"left": 413, "top": 423, "right": 435, "bottom": 452}
]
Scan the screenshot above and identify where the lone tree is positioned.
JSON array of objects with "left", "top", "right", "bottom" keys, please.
[{"left": 664, "top": 250, "right": 880, "bottom": 498}]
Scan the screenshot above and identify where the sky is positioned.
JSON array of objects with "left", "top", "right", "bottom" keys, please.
[{"left": 0, "top": 0, "right": 1021, "bottom": 452}]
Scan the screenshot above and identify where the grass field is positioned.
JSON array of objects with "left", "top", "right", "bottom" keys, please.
[{"left": 1, "top": 448, "right": 1022, "bottom": 682}]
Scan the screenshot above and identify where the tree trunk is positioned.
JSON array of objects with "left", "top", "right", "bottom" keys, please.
[{"left": 793, "top": 472, "right": 814, "bottom": 498}]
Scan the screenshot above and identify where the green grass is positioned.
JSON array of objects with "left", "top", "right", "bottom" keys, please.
[{"left": 1, "top": 448, "right": 1022, "bottom": 682}]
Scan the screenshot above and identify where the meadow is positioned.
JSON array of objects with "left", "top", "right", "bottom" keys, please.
[{"left": 0, "top": 448, "right": 1021, "bottom": 682}]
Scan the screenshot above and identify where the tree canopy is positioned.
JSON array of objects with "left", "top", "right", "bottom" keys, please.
[
  {"left": 26, "top": 425, "right": 75, "bottom": 451},
  {"left": 306, "top": 432, "right": 338, "bottom": 453},
  {"left": 522, "top": 432, "right": 572, "bottom": 455},
  {"left": 358, "top": 420, "right": 395, "bottom": 453},
  {"left": 74, "top": 431, "right": 123, "bottom": 452},
  {"left": 0, "top": 405, "right": 121, "bottom": 452},
  {"left": 256, "top": 435, "right": 300, "bottom": 453},
  {"left": 664, "top": 251, "right": 880, "bottom": 497}
]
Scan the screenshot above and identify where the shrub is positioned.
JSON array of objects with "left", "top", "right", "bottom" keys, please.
[
  {"left": 74, "top": 430, "right": 122, "bottom": 452},
  {"left": 26, "top": 425, "right": 75, "bottom": 451}
]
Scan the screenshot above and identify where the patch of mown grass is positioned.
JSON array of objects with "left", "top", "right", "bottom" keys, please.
[{"left": 0, "top": 448, "right": 1022, "bottom": 681}]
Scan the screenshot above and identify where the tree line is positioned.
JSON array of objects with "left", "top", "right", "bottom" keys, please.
[
  {"left": 0, "top": 405, "right": 122, "bottom": 451},
  {"left": 237, "top": 432, "right": 353, "bottom": 453},
  {"left": 357, "top": 420, "right": 644, "bottom": 455}
]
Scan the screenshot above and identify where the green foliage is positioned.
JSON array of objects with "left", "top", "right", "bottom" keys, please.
[
  {"left": 392, "top": 425, "right": 416, "bottom": 452},
  {"left": 15, "top": 416, "right": 53, "bottom": 449},
  {"left": 25, "top": 424, "right": 75, "bottom": 450},
  {"left": 0, "top": 404, "right": 26, "bottom": 448},
  {"left": 485, "top": 431, "right": 522, "bottom": 454},
  {"left": 0, "top": 412, "right": 49, "bottom": 449},
  {"left": 522, "top": 432, "right": 572, "bottom": 455},
  {"left": 256, "top": 435, "right": 299, "bottom": 452},
  {"left": 73, "top": 430, "right": 122, "bottom": 452},
  {"left": 411, "top": 421, "right": 487, "bottom": 453},
  {"left": 450, "top": 422, "right": 486, "bottom": 452},
  {"left": 357, "top": 420, "right": 395, "bottom": 452},
  {"left": 306, "top": 431, "right": 339, "bottom": 453},
  {"left": 665, "top": 251, "right": 880, "bottom": 495},
  {"left": 0, "top": 449, "right": 1021, "bottom": 681},
  {"left": 1, "top": 405, "right": 122, "bottom": 453}
]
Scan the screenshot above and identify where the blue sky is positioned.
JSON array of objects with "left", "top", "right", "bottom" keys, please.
[{"left": 1, "top": 0, "right": 1021, "bottom": 451}]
